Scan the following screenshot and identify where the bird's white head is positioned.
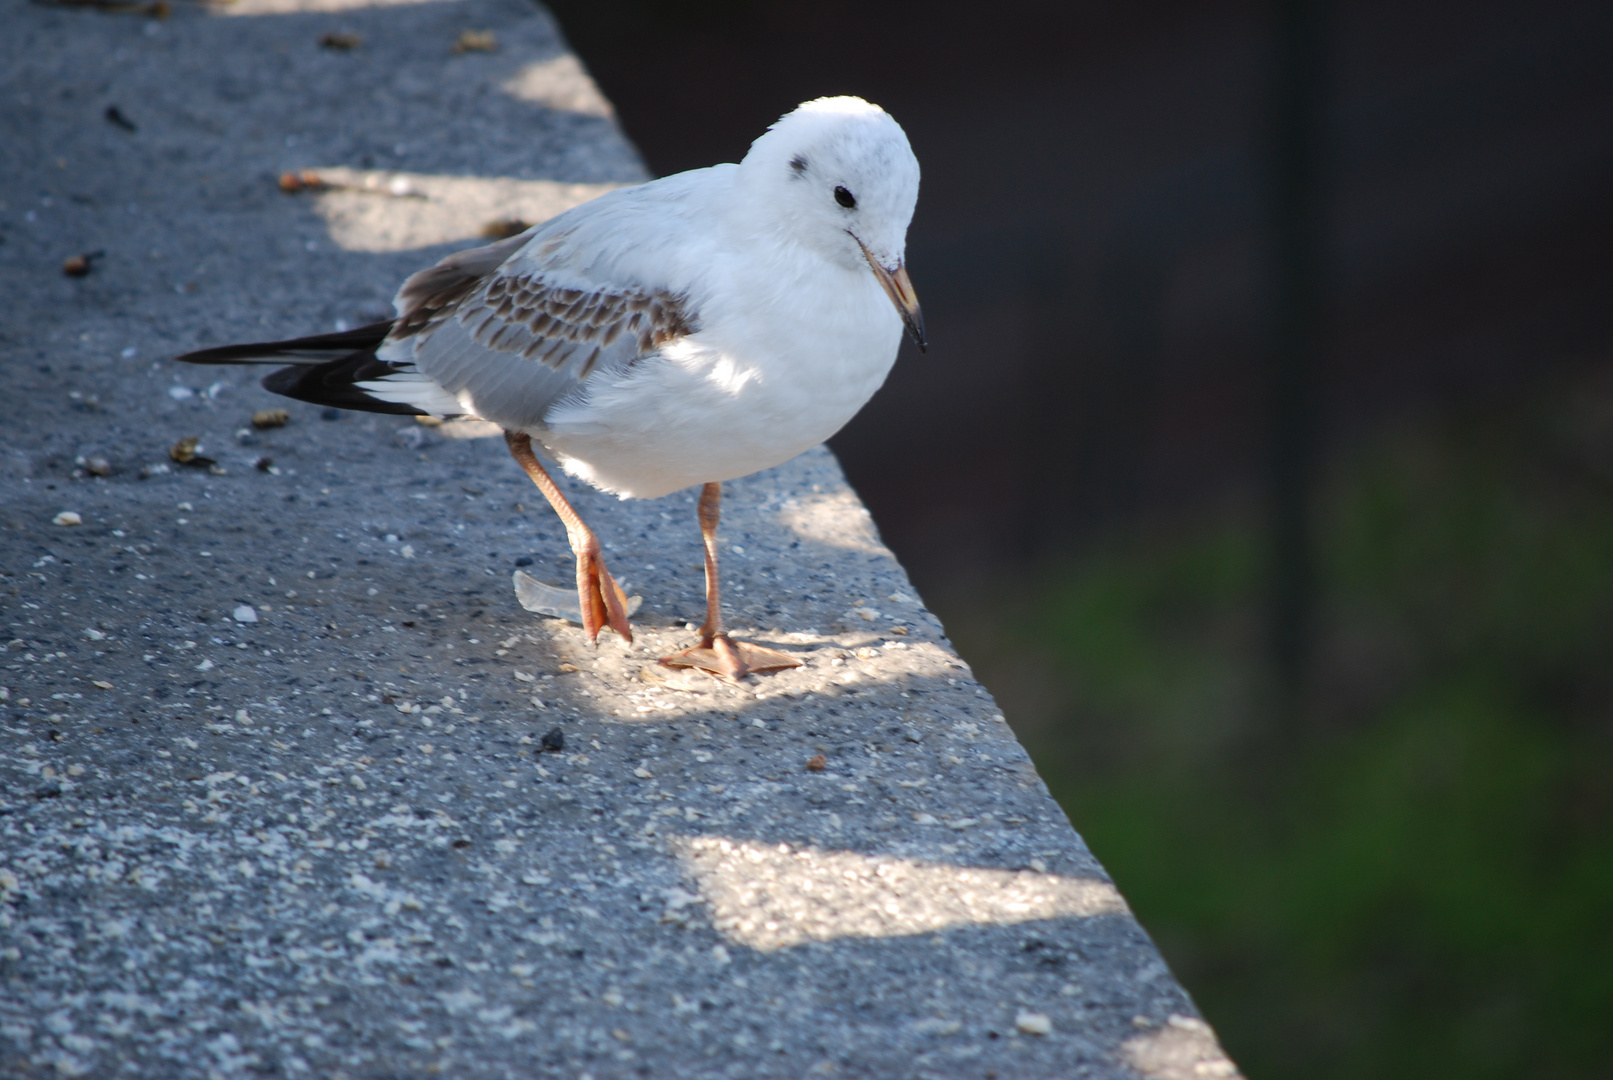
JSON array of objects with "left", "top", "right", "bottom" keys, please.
[{"left": 739, "top": 96, "right": 925, "bottom": 349}]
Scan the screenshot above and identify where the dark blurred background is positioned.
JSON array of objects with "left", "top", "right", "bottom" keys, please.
[{"left": 539, "top": 0, "right": 1613, "bottom": 1075}]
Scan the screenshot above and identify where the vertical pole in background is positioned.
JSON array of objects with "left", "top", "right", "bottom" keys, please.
[{"left": 1269, "top": 0, "right": 1325, "bottom": 730}]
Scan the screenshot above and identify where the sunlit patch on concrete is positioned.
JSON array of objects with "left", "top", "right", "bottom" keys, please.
[
  {"left": 304, "top": 168, "right": 625, "bottom": 252},
  {"left": 776, "top": 490, "right": 889, "bottom": 555},
  {"left": 673, "top": 835, "right": 1129, "bottom": 952},
  {"left": 220, "top": 0, "right": 465, "bottom": 14},
  {"left": 1122, "top": 1015, "right": 1244, "bottom": 1080},
  {"left": 501, "top": 55, "right": 615, "bottom": 117},
  {"left": 593, "top": 636, "right": 958, "bottom": 720}
]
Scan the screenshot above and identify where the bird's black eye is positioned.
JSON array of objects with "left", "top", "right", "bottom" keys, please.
[{"left": 834, "top": 186, "right": 857, "bottom": 209}]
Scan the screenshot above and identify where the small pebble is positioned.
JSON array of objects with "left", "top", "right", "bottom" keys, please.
[
  {"left": 539, "top": 727, "right": 564, "bottom": 753},
  {"left": 451, "top": 28, "right": 497, "bottom": 53},
  {"left": 805, "top": 754, "right": 827, "bottom": 772},
  {"left": 1015, "top": 1011, "right": 1052, "bottom": 1036},
  {"left": 252, "top": 408, "right": 290, "bottom": 429},
  {"left": 53, "top": 511, "right": 82, "bottom": 526},
  {"left": 169, "top": 437, "right": 205, "bottom": 464},
  {"left": 233, "top": 605, "right": 258, "bottom": 624},
  {"left": 85, "top": 456, "right": 111, "bottom": 477},
  {"left": 277, "top": 170, "right": 326, "bottom": 194}
]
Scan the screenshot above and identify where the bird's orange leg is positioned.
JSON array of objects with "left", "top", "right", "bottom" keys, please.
[
  {"left": 504, "top": 431, "right": 631, "bottom": 644},
  {"left": 660, "top": 482, "right": 800, "bottom": 679}
]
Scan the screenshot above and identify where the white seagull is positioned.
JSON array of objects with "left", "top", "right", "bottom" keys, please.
[{"left": 176, "top": 96, "right": 924, "bottom": 679}]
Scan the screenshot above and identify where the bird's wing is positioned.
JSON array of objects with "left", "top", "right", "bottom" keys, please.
[{"left": 371, "top": 173, "right": 718, "bottom": 431}]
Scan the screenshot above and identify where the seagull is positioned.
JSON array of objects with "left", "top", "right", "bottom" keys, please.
[{"left": 175, "top": 96, "right": 924, "bottom": 679}]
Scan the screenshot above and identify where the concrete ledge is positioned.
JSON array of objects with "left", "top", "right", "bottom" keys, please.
[{"left": 0, "top": 2, "right": 1242, "bottom": 1076}]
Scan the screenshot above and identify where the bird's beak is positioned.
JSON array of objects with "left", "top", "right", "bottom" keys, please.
[{"left": 854, "top": 236, "right": 926, "bottom": 353}]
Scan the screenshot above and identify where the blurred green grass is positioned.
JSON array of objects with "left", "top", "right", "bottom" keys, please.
[{"left": 943, "top": 370, "right": 1613, "bottom": 1079}]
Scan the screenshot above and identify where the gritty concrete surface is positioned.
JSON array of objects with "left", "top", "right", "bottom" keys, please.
[{"left": 0, "top": 2, "right": 1243, "bottom": 1077}]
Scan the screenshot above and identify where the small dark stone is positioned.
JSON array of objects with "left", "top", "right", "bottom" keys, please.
[
  {"left": 104, "top": 104, "right": 137, "bottom": 132},
  {"left": 514, "top": 556, "right": 533, "bottom": 567},
  {"left": 321, "top": 407, "right": 342, "bottom": 421},
  {"left": 540, "top": 727, "right": 564, "bottom": 753}
]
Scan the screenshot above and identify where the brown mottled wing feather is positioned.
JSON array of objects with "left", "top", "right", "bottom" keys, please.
[
  {"left": 392, "top": 229, "right": 534, "bottom": 338},
  {"left": 467, "top": 272, "right": 694, "bottom": 376},
  {"left": 377, "top": 235, "right": 698, "bottom": 432}
]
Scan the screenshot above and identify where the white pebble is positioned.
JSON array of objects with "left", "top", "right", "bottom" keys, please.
[
  {"left": 1015, "top": 1011, "right": 1052, "bottom": 1036},
  {"left": 232, "top": 605, "right": 258, "bottom": 624},
  {"left": 400, "top": 544, "right": 415, "bottom": 559},
  {"left": 52, "top": 511, "right": 82, "bottom": 527}
]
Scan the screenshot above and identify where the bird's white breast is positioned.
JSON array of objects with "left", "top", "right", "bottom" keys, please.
[{"left": 539, "top": 250, "right": 903, "bottom": 500}]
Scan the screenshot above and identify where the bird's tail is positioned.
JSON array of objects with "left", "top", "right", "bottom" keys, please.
[{"left": 173, "top": 320, "right": 432, "bottom": 416}]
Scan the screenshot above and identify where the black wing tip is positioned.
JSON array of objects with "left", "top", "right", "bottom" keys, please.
[
  {"left": 261, "top": 360, "right": 428, "bottom": 417},
  {"left": 171, "top": 320, "right": 397, "bottom": 366},
  {"left": 172, "top": 319, "right": 424, "bottom": 417}
]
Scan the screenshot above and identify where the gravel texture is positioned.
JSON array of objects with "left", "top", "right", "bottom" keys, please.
[{"left": 0, "top": 1, "right": 1241, "bottom": 1076}]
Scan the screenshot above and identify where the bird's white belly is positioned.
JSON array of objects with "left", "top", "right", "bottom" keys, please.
[{"left": 539, "top": 313, "right": 900, "bottom": 499}]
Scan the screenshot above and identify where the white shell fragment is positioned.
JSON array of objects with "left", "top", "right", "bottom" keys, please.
[
  {"left": 53, "top": 511, "right": 82, "bottom": 526},
  {"left": 233, "top": 605, "right": 259, "bottom": 623},
  {"left": 512, "top": 569, "right": 641, "bottom": 624}
]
